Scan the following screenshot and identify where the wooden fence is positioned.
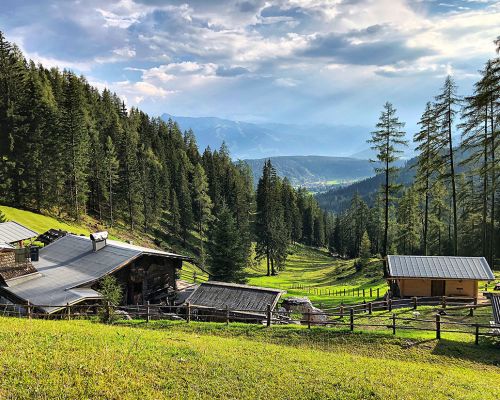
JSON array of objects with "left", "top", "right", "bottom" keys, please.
[
  {"left": 0, "top": 296, "right": 497, "bottom": 345},
  {"left": 288, "top": 283, "right": 388, "bottom": 299}
]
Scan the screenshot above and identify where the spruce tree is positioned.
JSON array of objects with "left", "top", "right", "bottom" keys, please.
[{"left": 208, "top": 203, "right": 246, "bottom": 282}]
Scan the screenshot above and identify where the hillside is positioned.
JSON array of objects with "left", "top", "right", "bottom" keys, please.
[
  {"left": 0, "top": 317, "right": 498, "bottom": 399},
  {"left": 244, "top": 155, "right": 373, "bottom": 191},
  {"left": 162, "top": 113, "right": 372, "bottom": 159}
]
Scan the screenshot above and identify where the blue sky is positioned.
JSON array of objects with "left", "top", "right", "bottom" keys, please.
[{"left": 1, "top": 0, "right": 499, "bottom": 131}]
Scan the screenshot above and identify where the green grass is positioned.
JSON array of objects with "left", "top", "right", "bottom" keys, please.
[
  {"left": 246, "top": 244, "right": 387, "bottom": 308},
  {"left": 0, "top": 317, "right": 498, "bottom": 399},
  {"left": 0, "top": 205, "right": 90, "bottom": 236}
]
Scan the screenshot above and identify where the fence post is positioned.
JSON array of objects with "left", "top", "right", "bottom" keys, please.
[
  {"left": 435, "top": 314, "right": 441, "bottom": 340},
  {"left": 339, "top": 304, "right": 344, "bottom": 318},
  {"left": 357, "top": 288, "right": 360, "bottom": 297},
  {"left": 363, "top": 289, "right": 365, "bottom": 298},
  {"left": 368, "top": 302, "right": 372, "bottom": 315},
  {"left": 469, "top": 306, "right": 474, "bottom": 317},
  {"left": 349, "top": 308, "right": 354, "bottom": 331},
  {"left": 27, "top": 300, "right": 31, "bottom": 320},
  {"left": 370, "top": 288, "right": 372, "bottom": 297},
  {"left": 392, "top": 313, "right": 396, "bottom": 335},
  {"left": 441, "top": 296, "right": 446, "bottom": 309},
  {"left": 266, "top": 304, "right": 271, "bottom": 327},
  {"left": 388, "top": 299, "right": 392, "bottom": 312},
  {"left": 186, "top": 302, "right": 191, "bottom": 323},
  {"left": 146, "top": 301, "right": 150, "bottom": 323},
  {"left": 105, "top": 301, "right": 110, "bottom": 323},
  {"left": 474, "top": 324, "right": 479, "bottom": 345},
  {"left": 226, "top": 305, "right": 229, "bottom": 326},
  {"left": 66, "top": 303, "right": 71, "bottom": 321},
  {"left": 413, "top": 297, "right": 417, "bottom": 310},
  {"left": 343, "top": 288, "right": 346, "bottom": 296}
]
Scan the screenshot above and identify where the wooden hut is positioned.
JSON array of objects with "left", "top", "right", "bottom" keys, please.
[{"left": 386, "top": 255, "right": 495, "bottom": 298}]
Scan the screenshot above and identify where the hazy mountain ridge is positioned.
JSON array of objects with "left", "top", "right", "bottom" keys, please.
[{"left": 162, "top": 113, "right": 372, "bottom": 159}]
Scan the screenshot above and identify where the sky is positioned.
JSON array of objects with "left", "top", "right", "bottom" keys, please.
[{"left": 1, "top": 0, "right": 499, "bottom": 131}]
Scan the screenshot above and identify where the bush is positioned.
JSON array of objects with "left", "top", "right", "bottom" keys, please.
[{"left": 98, "top": 275, "right": 123, "bottom": 323}]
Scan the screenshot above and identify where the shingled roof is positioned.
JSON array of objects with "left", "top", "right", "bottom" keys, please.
[
  {"left": 185, "top": 281, "right": 284, "bottom": 315},
  {"left": 387, "top": 255, "right": 495, "bottom": 281},
  {"left": 0, "top": 221, "right": 38, "bottom": 244}
]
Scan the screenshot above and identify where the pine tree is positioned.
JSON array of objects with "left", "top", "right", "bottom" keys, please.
[
  {"left": 207, "top": 203, "right": 247, "bottom": 282},
  {"left": 368, "top": 102, "right": 408, "bottom": 256},
  {"left": 103, "top": 136, "right": 119, "bottom": 225}
]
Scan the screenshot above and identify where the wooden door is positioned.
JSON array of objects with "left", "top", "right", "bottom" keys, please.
[{"left": 431, "top": 280, "right": 445, "bottom": 296}]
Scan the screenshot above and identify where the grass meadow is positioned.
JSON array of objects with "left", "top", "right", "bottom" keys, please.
[{"left": 0, "top": 317, "right": 498, "bottom": 400}]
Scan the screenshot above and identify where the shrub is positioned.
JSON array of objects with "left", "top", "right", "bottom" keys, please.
[{"left": 98, "top": 275, "right": 123, "bottom": 323}]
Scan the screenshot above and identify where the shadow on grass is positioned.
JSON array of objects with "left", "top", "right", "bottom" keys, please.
[{"left": 431, "top": 338, "right": 500, "bottom": 366}]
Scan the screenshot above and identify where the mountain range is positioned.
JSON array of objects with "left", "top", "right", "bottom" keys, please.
[{"left": 162, "top": 113, "right": 375, "bottom": 160}]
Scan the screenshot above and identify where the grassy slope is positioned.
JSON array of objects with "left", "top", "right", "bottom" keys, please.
[
  {"left": 0, "top": 205, "right": 90, "bottom": 236},
  {"left": 247, "top": 244, "right": 387, "bottom": 307},
  {"left": 0, "top": 317, "right": 498, "bottom": 400}
]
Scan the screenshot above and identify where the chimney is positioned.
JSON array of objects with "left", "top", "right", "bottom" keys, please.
[{"left": 90, "top": 231, "right": 108, "bottom": 252}]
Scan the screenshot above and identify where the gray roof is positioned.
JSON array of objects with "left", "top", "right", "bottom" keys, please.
[
  {"left": 492, "top": 295, "right": 500, "bottom": 325},
  {"left": 0, "top": 221, "right": 38, "bottom": 244},
  {"left": 185, "top": 281, "right": 284, "bottom": 314},
  {"left": 0, "top": 234, "right": 189, "bottom": 313},
  {"left": 387, "top": 255, "right": 495, "bottom": 280}
]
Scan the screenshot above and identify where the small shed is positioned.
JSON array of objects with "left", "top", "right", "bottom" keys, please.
[
  {"left": 386, "top": 255, "right": 495, "bottom": 298},
  {"left": 0, "top": 221, "right": 38, "bottom": 247},
  {"left": 185, "top": 281, "right": 284, "bottom": 322}
]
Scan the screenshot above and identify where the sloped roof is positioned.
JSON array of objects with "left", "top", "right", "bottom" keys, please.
[
  {"left": 387, "top": 255, "right": 495, "bottom": 280},
  {"left": 0, "top": 234, "right": 190, "bottom": 313},
  {"left": 185, "top": 281, "right": 284, "bottom": 315},
  {"left": 492, "top": 294, "right": 500, "bottom": 325},
  {"left": 0, "top": 221, "right": 38, "bottom": 244},
  {"left": 0, "top": 243, "right": 14, "bottom": 251}
]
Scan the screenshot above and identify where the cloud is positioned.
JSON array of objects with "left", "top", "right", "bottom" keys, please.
[
  {"left": 216, "top": 65, "right": 249, "bottom": 77},
  {"left": 301, "top": 32, "right": 434, "bottom": 65}
]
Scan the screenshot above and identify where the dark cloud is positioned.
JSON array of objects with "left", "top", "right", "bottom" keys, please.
[
  {"left": 301, "top": 32, "right": 434, "bottom": 66},
  {"left": 216, "top": 65, "right": 249, "bottom": 77}
]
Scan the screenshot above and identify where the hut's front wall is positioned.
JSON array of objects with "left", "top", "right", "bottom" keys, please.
[{"left": 397, "top": 278, "right": 478, "bottom": 298}]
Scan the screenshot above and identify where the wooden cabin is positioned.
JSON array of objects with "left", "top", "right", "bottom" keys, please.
[
  {"left": 0, "top": 232, "right": 191, "bottom": 314},
  {"left": 386, "top": 255, "right": 495, "bottom": 298}
]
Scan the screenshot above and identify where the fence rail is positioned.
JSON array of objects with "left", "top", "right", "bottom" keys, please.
[{"left": 0, "top": 297, "right": 497, "bottom": 345}]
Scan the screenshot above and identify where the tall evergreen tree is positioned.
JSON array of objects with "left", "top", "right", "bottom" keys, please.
[
  {"left": 208, "top": 203, "right": 247, "bottom": 282},
  {"left": 434, "top": 76, "right": 461, "bottom": 255},
  {"left": 368, "top": 102, "right": 408, "bottom": 256}
]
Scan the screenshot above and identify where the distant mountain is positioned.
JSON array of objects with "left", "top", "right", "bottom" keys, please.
[
  {"left": 161, "top": 113, "right": 372, "bottom": 159},
  {"left": 244, "top": 156, "right": 374, "bottom": 189},
  {"left": 317, "top": 145, "right": 471, "bottom": 213},
  {"left": 316, "top": 158, "right": 417, "bottom": 213}
]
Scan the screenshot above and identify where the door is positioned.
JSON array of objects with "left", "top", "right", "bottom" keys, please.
[{"left": 431, "top": 280, "right": 445, "bottom": 296}]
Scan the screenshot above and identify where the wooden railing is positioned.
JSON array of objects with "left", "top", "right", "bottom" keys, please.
[{"left": 0, "top": 297, "right": 497, "bottom": 345}]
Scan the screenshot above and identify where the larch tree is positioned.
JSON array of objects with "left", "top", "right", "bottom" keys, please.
[
  {"left": 368, "top": 102, "right": 408, "bottom": 256},
  {"left": 434, "top": 76, "right": 461, "bottom": 255}
]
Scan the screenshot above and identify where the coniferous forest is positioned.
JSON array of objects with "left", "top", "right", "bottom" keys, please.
[
  {"left": 329, "top": 40, "right": 500, "bottom": 269},
  {"left": 0, "top": 32, "right": 331, "bottom": 280}
]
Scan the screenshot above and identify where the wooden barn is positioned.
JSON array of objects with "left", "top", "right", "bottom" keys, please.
[
  {"left": 386, "top": 255, "right": 495, "bottom": 298},
  {"left": 0, "top": 231, "right": 191, "bottom": 314}
]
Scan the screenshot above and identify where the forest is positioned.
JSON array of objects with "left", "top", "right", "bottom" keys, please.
[
  {"left": 0, "top": 31, "right": 332, "bottom": 281},
  {"left": 330, "top": 39, "right": 499, "bottom": 269}
]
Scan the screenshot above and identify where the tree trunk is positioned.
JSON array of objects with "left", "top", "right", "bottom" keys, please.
[{"left": 447, "top": 104, "right": 458, "bottom": 255}]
